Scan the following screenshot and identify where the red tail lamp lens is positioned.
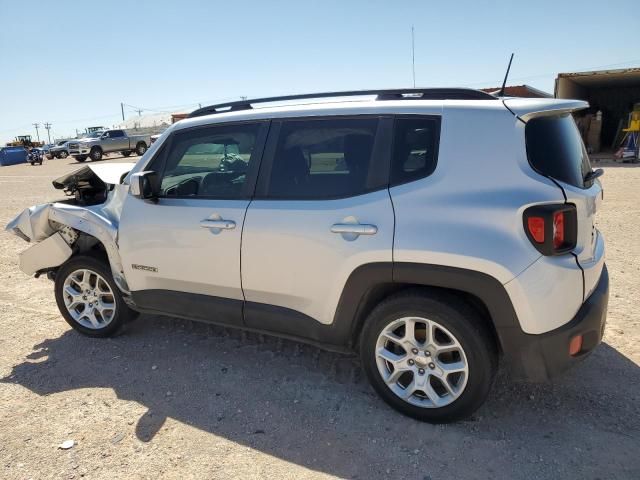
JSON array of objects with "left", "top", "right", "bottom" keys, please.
[
  {"left": 553, "top": 211, "right": 565, "bottom": 248},
  {"left": 527, "top": 217, "right": 545, "bottom": 243}
]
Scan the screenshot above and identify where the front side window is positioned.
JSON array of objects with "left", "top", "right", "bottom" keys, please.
[
  {"left": 391, "top": 117, "right": 440, "bottom": 186},
  {"left": 159, "top": 123, "right": 260, "bottom": 198},
  {"left": 266, "top": 118, "right": 378, "bottom": 199}
]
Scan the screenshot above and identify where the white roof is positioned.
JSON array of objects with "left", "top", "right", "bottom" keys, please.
[{"left": 173, "top": 97, "right": 590, "bottom": 132}]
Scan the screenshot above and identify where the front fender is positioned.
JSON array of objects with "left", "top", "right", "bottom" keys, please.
[{"left": 5, "top": 185, "right": 131, "bottom": 293}]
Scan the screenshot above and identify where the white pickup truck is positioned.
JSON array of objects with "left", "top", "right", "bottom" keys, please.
[{"left": 68, "top": 129, "right": 151, "bottom": 162}]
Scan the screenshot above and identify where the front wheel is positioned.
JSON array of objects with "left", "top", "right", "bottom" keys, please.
[
  {"left": 54, "top": 255, "right": 137, "bottom": 337},
  {"left": 121, "top": 151, "right": 132, "bottom": 157},
  {"left": 90, "top": 147, "right": 103, "bottom": 161},
  {"left": 359, "top": 289, "right": 497, "bottom": 423},
  {"left": 74, "top": 155, "right": 87, "bottom": 162}
]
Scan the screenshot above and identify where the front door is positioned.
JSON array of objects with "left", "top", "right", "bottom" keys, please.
[{"left": 118, "top": 121, "right": 268, "bottom": 326}]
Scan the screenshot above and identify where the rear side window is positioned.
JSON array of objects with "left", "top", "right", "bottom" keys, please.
[
  {"left": 266, "top": 118, "right": 378, "bottom": 199},
  {"left": 526, "top": 114, "right": 592, "bottom": 188},
  {"left": 391, "top": 117, "right": 440, "bottom": 186}
]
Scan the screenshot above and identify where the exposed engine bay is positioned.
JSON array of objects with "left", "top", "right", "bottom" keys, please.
[{"left": 52, "top": 163, "right": 134, "bottom": 205}]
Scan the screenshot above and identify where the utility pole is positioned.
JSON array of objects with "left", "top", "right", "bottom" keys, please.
[
  {"left": 33, "top": 123, "right": 40, "bottom": 142},
  {"left": 136, "top": 108, "right": 143, "bottom": 116},
  {"left": 411, "top": 25, "right": 416, "bottom": 88},
  {"left": 121, "top": 102, "right": 125, "bottom": 121},
  {"left": 44, "top": 122, "right": 52, "bottom": 144}
]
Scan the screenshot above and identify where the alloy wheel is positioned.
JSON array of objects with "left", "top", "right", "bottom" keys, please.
[
  {"left": 62, "top": 269, "right": 116, "bottom": 329},
  {"left": 375, "top": 316, "right": 469, "bottom": 408}
]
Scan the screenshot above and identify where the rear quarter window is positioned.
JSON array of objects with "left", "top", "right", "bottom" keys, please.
[{"left": 525, "top": 114, "right": 592, "bottom": 189}]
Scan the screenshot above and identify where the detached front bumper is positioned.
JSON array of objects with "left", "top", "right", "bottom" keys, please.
[{"left": 501, "top": 264, "right": 609, "bottom": 381}]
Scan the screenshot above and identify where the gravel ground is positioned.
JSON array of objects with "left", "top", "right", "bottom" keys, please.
[{"left": 0, "top": 156, "right": 638, "bottom": 480}]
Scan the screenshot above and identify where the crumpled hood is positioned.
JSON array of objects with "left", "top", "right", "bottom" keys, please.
[{"left": 52, "top": 163, "right": 135, "bottom": 190}]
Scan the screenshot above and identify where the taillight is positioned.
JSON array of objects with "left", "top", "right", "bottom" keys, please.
[
  {"left": 523, "top": 204, "right": 577, "bottom": 255},
  {"left": 553, "top": 211, "right": 564, "bottom": 248},
  {"left": 526, "top": 217, "right": 545, "bottom": 243}
]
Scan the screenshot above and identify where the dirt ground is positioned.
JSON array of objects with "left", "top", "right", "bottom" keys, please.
[{"left": 0, "top": 155, "right": 638, "bottom": 480}]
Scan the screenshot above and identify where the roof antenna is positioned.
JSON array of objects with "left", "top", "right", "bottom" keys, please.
[{"left": 498, "top": 53, "right": 514, "bottom": 97}]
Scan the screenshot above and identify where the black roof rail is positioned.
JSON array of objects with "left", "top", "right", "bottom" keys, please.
[{"left": 188, "top": 88, "right": 495, "bottom": 118}]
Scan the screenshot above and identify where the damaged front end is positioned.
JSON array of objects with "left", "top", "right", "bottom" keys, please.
[{"left": 5, "top": 163, "right": 135, "bottom": 294}]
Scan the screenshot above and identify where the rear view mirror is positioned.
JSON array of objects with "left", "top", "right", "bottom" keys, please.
[{"left": 130, "top": 171, "right": 158, "bottom": 201}]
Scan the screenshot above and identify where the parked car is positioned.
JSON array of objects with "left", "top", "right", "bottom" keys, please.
[
  {"left": 49, "top": 140, "right": 71, "bottom": 159},
  {"left": 5, "top": 89, "right": 608, "bottom": 422},
  {"left": 68, "top": 129, "right": 151, "bottom": 162},
  {"left": 41, "top": 143, "right": 54, "bottom": 158}
]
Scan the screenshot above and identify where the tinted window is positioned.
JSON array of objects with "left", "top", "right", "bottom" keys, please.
[
  {"left": 159, "top": 123, "right": 260, "bottom": 198},
  {"left": 267, "top": 118, "right": 378, "bottom": 199},
  {"left": 110, "top": 130, "right": 124, "bottom": 138},
  {"left": 391, "top": 117, "right": 439, "bottom": 185},
  {"left": 526, "top": 114, "right": 592, "bottom": 188}
]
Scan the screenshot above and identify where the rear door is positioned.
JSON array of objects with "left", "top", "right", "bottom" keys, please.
[
  {"left": 525, "top": 114, "right": 604, "bottom": 298},
  {"left": 241, "top": 116, "right": 394, "bottom": 335},
  {"left": 118, "top": 121, "right": 268, "bottom": 325}
]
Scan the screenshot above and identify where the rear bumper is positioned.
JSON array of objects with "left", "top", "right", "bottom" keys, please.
[{"left": 501, "top": 264, "right": 609, "bottom": 381}]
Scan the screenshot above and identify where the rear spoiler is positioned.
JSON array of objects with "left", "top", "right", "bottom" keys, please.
[{"left": 503, "top": 98, "right": 589, "bottom": 123}]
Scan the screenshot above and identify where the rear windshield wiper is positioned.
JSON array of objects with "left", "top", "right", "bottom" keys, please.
[{"left": 584, "top": 168, "right": 604, "bottom": 183}]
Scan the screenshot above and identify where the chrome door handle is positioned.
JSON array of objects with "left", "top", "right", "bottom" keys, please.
[
  {"left": 200, "top": 219, "right": 236, "bottom": 230},
  {"left": 331, "top": 223, "right": 377, "bottom": 235}
]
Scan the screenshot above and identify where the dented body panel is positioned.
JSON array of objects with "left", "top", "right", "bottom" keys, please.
[{"left": 5, "top": 164, "right": 134, "bottom": 293}]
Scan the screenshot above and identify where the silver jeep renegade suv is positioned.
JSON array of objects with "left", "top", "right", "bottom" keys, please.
[{"left": 6, "top": 89, "right": 608, "bottom": 422}]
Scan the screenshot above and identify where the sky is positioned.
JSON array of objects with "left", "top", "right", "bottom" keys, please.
[{"left": 1, "top": 0, "right": 639, "bottom": 144}]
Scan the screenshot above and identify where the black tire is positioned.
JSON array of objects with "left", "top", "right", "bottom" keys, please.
[
  {"left": 359, "top": 289, "right": 497, "bottom": 423},
  {"left": 60, "top": 151, "right": 68, "bottom": 159},
  {"left": 54, "top": 255, "right": 137, "bottom": 337},
  {"left": 89, "top": 147, "right": 103, "bottom": 161},
  {"left": 121, "top": 151, "right": 132, "bottom": 157},
  {"left": 74, "top": 155, "right": 87, "bottom": 162},
  {"left": 135, "top": 142, "right": 147, "bottom": 156}
]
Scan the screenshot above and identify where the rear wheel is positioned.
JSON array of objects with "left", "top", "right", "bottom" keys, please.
[
  {"left": 135, "top": 142, "right": 147, "bottom": 156},
  {"left": 54, "top": 255, "right": 137, "bottom": 337},
  {"left": 59, "top": 151, "right": 68, "bottom": 159},
  {"left": 90, "top": 147, "right": 102, "bottom": 161},
  {"left": 360, "top": 290, "right": 497, "bottom": 423}
]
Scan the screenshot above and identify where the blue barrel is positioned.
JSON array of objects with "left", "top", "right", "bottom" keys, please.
[{"left": 0, "top": 146, "right": 28, "bottom": 166}]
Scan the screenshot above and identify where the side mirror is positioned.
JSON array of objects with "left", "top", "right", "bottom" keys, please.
[{"left": 130, "top": 171, "right": 158, "bottom": 201}]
